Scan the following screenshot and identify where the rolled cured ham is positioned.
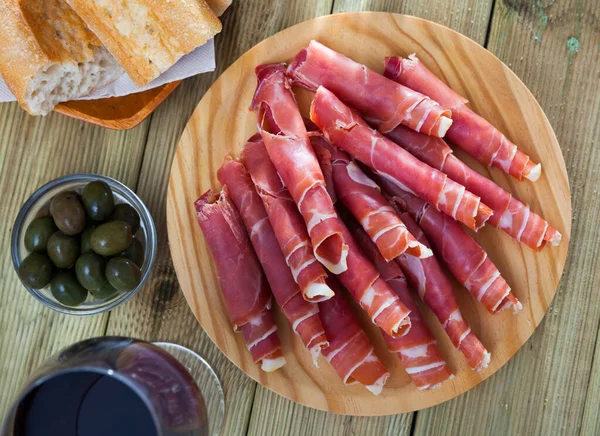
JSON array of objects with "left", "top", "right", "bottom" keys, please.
[
  {"left": 310, "top": 86, "right": 493, "bottom": 231},
  {"left": 241, "top": 136, "right": 334, "bottom": 302},
  {"left": 251, "top": 63, "right": 349, "bottom": 274},
  {"left": 194, "top": 189, "right": 285, "bottom": 372},
  {"left": 384, "top": 55, "right": 541, "bottom": 182},
  {"left": 287, "top": 41, "right": 453, "bottom": 137},
  {"left": 350, "top": 223, "right": 453, "bottom": 390},
  {"left": 319, "top": 276, "right": 390, "bottom": 395},
  {"left": 217, "top": 156, "right": 329, "bottom": 363},
  {"left": 386, "top": 125, "right": 561, "bottom": 249},
  {"left": 310, "top": 133, "right": 431, "bottom": 260},
  {"left": 336, "top": 219, "right": 412, "bottom": 338},
  {"left": 395, "top": 213, "right": 491, "bottom": 371},
  {"left": 380, "top": 176, "right": 521, "bottom": 314}
]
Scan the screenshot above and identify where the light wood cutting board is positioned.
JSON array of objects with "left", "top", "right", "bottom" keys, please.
[{"left": 166, "top": 12, "right": 571, "bottom": 415}]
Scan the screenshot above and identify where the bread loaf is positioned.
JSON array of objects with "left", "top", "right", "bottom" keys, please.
[
  {"left": 0, "top": 0, "right": 123, "bottom": 115},
  {"left": 65, "top": 0, "right": 222, "bottom": 87}
]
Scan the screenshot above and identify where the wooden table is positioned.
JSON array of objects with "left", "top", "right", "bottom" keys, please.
[{"left": 0, "top": 1, "right": 598, "bottom": 434}]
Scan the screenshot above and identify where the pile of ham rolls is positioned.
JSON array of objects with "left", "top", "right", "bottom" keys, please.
[{"left": 194, "top": 41, "right": 561, "bottom": 394}]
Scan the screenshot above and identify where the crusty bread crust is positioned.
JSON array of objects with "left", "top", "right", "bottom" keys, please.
[
  {"left": 0, "top": 0, "right": 122, "bottom": 115},
  {"left": 66, "top": 0, "right": 222, "bottom": 86},
  {"left": 0, "top": 0, "right": 52, "bottom": 107},
  {"left": 205, "top": 0, "right": 232, "bottom": 16},
  {"left": 20, "top": 0, "right": 103, "bottom": 62},
  {"left": 0, "top": 0, "right": 100, "bottom": 109}
]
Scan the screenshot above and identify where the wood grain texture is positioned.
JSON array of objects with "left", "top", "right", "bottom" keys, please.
[
  {"left": 582, "top": 314, "right": 600, "bottom": 435},
  {"left": 0, "top": 103, "right": 150, "bottom": 417},
  {"left": 332, "top": 0, "right": 493, "bottom": 44},
  {"left": 167, "top": 12, "right": 570, "bottom": 415},
  {"left": 247, "top": 387, "right": 414, "bottom": 436},
  {"left": 54, "top": 81, "right": 182, "bottom": 130},
  {"left": 103, "top": 1, "right": 334, "bottom": 434},
  {"left": 414, "top": 0, "right": 600, "bottom": 434}
]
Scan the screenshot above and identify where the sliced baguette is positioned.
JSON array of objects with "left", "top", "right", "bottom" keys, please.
[
  {"left": 0, "top": 0, "right": 123, "bottom": 115},
  {"left": 205, "top": 0, "right": 232, "bottom": 16},
  {"left": 65, "top": 0, "right": 222, "bottom": 87}
]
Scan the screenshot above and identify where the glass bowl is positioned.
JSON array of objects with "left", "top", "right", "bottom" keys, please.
[{"left": 11, "top": 174, "right": 157, "bottom": 315}]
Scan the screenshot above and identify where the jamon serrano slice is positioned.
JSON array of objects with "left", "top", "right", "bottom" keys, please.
[
  {"left": 242, "top": 136, "right": 334, "bottom": 303},
  {"left": 287, "top": 41, "right": 452, "bottom": 137},
  {"left": 310, "top": 132, "right": 431, "bottom": 261},
  {"left": 335, "top": 220, "right": 412, "bottom": 338},
  {"left": 252, "top": 64, "right": 348, "bottom": 274},
  {"left": 319, "top": 276, "right": 390, "bottom": 395},
  {"left": 395, "top": 213, "right": 491, "bottom": 371},
  {"left": 195, "top": 189, "right": 285, "bottom": 372},
  {"left": 351, "top": 223, "right": 453, "bottom": 390},
  {"left": 384, "top": 55, "right": 541, "bottom": 181},
  {"left": 218, "top": 156, "right": 329, "bottom": 364},
  {"left": 385, "top": 124, "right": 561, "bottom": 249},
  {"left": 310, "top": 86, "right": 493, "bottom": 231},
  {"left": 381, "top": 177, "right": 521, "bottom": 314}
]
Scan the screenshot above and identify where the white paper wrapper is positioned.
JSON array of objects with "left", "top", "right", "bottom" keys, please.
[{"left": 0, "top": 39, "right": 215, "bottom": 103}]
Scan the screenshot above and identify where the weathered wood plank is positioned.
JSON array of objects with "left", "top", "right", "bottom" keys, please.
[
  {"left": 104, "top": 2, "right": 335, "bottom": 434},
  {"left": 414, "top": 1, "right": 600, "bottom": 434},
  {"left": 245, "top": 1, "right": 495, "bottom": 434},
  {"left": 247, "top": 389, "right": 414, "bottom": 436},
  {"left": 581, "top": 310, "right": 600, "bottom": 435},
  {"left": 0, "top": 105, "right": 150, "bottom": 417},
  {"left": 332, "top": 0, "right": 493, "bottom": 44}
]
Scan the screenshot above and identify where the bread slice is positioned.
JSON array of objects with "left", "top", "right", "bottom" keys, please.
[
  {"left": 205, "top": 0, "right": 232, "bottom": 16},
  {"left": 65, "top": 0, "right": 222, "bottom": 87},
  {"left": 0, "top": 0, "right": 123, "bottom": 115}
]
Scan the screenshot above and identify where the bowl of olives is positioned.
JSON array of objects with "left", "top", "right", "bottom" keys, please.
[{"left": 11, "top": 174, "right": 157, "bottom": 315}]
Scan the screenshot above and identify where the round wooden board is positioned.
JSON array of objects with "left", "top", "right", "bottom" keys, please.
[{"left": 167, "top": 12, "right": 571, "bottom": 415}]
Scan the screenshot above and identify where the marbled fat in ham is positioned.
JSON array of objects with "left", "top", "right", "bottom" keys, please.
[
  {"left": 382, "top": 179, "right": 521, "bottom": 315},
  {"left": 310, "top": 86, "right": 493, "bottom": 231},
  {"left": 335, "top": 220, "right": 412, "bottom": 338},
  {"left": 310, "top": 133, "right": 431, "bottom": 261},
  {"left": 319, "top": 276, "right": 390, "bottom": 395},
  {"left": 242, "top": 136, "right": 334, "bottom": 303},
  {"left": 218, "top": 156, "right": 329, "bottom": 364},
  {"left": 395, "top": 213, "right": 491, "bottom": 371},
  {"left": 251, "top": 64, "right": 349, "bottom": 274},
  {"left": 195, "top": 189, "right": 285, "bottom": 372},
  {"left": 385, "top": 124, "right": 561, "bottom": 249},
  {"left": 351, "top": 223, "right": 454, "bottom": 390},
  {"left": 287, "top": 41, "right": 453, "bottom": 137},
  {"left": 384, "top": 55, "right": 541, "bottom": 182}
]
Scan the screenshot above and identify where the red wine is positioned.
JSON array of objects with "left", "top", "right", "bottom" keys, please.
[{"left": 14, "top": 371, "right": 159, "bottom": 436}]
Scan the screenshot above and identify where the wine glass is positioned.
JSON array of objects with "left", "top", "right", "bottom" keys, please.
[{"left": 2, "top": 337, "right": 224, "bottom": 436}]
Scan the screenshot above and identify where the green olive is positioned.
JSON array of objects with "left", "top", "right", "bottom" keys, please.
[
  {"left": 49, "top": 191, "right": 77, "bottom": 216},
  {"left": 75, "top": 252, "right": 107, "bottom": 291},
  {"left": 47, "top": 231, "right": 80, "bottom": 268},
  {"left": 51, "top": 271, "right": 88, "bottom": 306},
  {"left": 82, "top": 181, "right": 114, "bottom": 221},
  {"left": 109, "top": 204, "right": 140, "bottom": 234},
  {"left": 24, "top": 216, "right": 57, "bottom": 252},
  {"left": 50, "top": 192, "right": 86, "bottom": 235},
  {"left": 106, "top": 257, "right": 141, "bottom": 291},
  {"left": 18, "top": 253, "right": 53, "bottom": 289},
  {"left": 120, "top": 239, "right": 144, "bottom": 267},
  {"left": 90, "top": 282, "right": 120, "bottom": 300},
  {"left": 80, "top": 226, "right": 95, "bottom": 253},
  {"left": 90, "top": 221, "right": 133, "bottom": 256}
]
